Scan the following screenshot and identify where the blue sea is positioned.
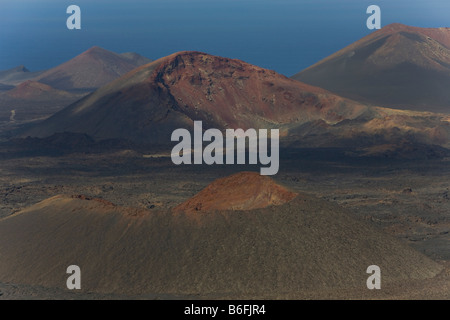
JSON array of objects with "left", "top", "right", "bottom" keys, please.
[{"left": 0, "top": 0, "right": 449, "bottom": 76}]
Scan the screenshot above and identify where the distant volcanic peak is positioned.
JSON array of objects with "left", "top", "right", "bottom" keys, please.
[
  {"left": 79, "top": 46, "right": 115, "bottom": 58},
  {"left": 314, "top": 23, "right": 450, "bottom": 66},
  {"left": 6, "top": 80, "right": 62, "bottom": 99},
  {"left": 292, "top": 24, "right": 450, "bottom": 112},
  {"left": 72, "top": 46, "right": 128, "bottom": 65},
  {"left": 0, "top": 65, "right": 44, "bottom": 86},
  {"left": 84, "top": 45, "right": 105, "bottom": 53},
  {"left": 14, "top": 65, "right": 30, "bottom": 73},
  {"left": 33, "top": 46, "right": 152, "bottom": 91},
  {"left": 79, "top": 46, "right": 135, "bottom": 63},
  {"left": 175, "top": 171, "right": 297, "bottom": 214},
  {"left": 1, "top": 65, "right": 30, "bottom": 74}
]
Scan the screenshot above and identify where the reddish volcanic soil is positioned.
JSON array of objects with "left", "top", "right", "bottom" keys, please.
[
  {"left": 174, "top": 171, "right": 297, "bottom": 213},
  {"left": 155, "top": 51, "right": 366, "bottom": 129}
]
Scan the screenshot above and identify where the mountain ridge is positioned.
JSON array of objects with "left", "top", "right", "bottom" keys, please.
[
  {"left": 21, "top": 50, "right": 369, "bottom": 144},
  {"left": 19, "top": 50, "right": 450, "bottom": 152},
  {"left": 292, "top": 23, "right": 450, "bottom": 113}
]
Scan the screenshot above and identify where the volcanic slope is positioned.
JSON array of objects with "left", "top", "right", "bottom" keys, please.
[
  {"left": 21, "top": 51, "right": 370, "bottom": 144},
  {"left": 0, "top": 172, "right": 443, "bottom": 298},
  {"left": 292, "top": 23, "right": 450, "bottom": 113},
  {"left": 33, "top": 46, "right": 152, "bottom": 92}
]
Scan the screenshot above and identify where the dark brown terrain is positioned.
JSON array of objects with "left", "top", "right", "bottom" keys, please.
[
  {"left": 1, "top": 26, "right": 450, "bottom": 299},
  {"left": 292, "top": 23, "right": 450, "bottom": 113},
  {"left": 0, "top": 150, "right": 449, "bottom": 299},
  {"left": 0, "top": 168, "right": 446, "bottom": 299}
]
